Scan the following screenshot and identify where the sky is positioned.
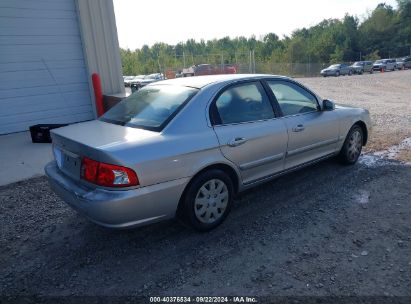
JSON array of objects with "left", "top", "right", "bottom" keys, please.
[{"left": 113, "top": 0, "right": 398, "bottom": 50}]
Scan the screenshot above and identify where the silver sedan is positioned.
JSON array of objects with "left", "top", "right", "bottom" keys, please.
[{"left": 45, "top": 74, "right": 371, "bottom": 231}]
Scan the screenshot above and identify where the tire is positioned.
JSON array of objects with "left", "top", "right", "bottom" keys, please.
[
  {"left": 348, "top": 70, "right": 353, "bottom": 76},
  {"left": 339, "top": 125, "right": 364, "bottom": 165},
  {"left": 335, "top": 71, "right": 340, "bottom": 77},
  {"left": 178, "top": 169, "right": 234, "bottom": 231},
  {"left": 370, "top": 70, "right": 373, "bottom": 74}
]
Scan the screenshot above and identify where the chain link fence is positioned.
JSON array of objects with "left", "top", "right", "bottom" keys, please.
[
  {"left": 161, "top": 52, "right": 334, "bottom": 79},
  {"left": 151, "top": 50, "right": 410, "bottom": 79}
]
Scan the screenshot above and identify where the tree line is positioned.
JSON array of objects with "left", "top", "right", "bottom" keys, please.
[{"left": 120, "top": 0, "right": 411, "bottom": 75}]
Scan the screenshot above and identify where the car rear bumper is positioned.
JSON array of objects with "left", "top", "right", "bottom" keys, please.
[{"left": 45, "top": 161, "right": 189, "bottom": 228}]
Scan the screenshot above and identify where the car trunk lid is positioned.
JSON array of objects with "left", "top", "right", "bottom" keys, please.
[{"left": 51, "top": 120, "right": 160, "bottom": 180}]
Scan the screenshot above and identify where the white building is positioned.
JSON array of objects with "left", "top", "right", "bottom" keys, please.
[{"left": 0, "top": 0, "right": 124, "bottom": 134}]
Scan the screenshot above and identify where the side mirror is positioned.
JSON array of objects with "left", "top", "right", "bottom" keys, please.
[{"left": 322, "top": 99, "right": 335, "bottom": 111}]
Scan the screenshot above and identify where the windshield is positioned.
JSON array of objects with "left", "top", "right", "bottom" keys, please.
[
  {"left": 329, "top": 64, "right": 340, "bottom": 68},
  {"left": 100, "top": 85, "right": 198, "bottom": 131},
  {"left": 375, "top": 60, "right": 384, "bottom": 64},
  {"left": 353, "top": 62, "right": 362, "bottom": 66}
]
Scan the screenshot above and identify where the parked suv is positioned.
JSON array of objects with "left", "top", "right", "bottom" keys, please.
[
  {"left": 373, "top": 59, "right": 396, "bottom": 72},
  {"left": 350, "top": 61, "right": 374, "bottom": 74}
]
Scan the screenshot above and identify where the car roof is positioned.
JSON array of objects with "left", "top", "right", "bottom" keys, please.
[{"left": 153, "top": 74, "right": 289, "bottom": 89}]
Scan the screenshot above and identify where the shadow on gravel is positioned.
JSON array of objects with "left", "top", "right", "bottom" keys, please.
[{"left": 1, "top": 157, "right": 410, "bottom": 296}]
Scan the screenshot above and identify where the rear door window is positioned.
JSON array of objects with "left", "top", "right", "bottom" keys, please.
[{"left": 214, "top": 82, "right": 275, "bottom": 124}]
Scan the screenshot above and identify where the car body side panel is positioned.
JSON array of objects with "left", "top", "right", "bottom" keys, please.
[
  {"left": 91, "top": 129, "right": 231, "bottom": 188},
  {"left": 213, "top": 119, "right": 288, "bottom": 184},
  {"left": 283, "top": 111, "right": 340, "bottom": 169}
]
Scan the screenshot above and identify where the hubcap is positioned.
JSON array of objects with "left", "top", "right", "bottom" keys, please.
[
  {"left": 194, "top": 179, "right": 229, "bottom": 224},
  {"left": 347, "top": 130, "right": 362, "bottom": 161}
]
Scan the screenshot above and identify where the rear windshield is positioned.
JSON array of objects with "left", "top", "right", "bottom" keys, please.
[{"left": 100, "top": 85, "right": 198, "bottom": 131}]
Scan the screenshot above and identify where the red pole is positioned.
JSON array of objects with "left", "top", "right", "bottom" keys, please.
[{"left": 91, "top": 73, "right": 104, "bottom": 117}]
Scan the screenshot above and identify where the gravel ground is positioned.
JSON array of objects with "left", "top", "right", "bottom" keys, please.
[{"left": 1, "top": 71, "right": 411, "bottom": 301}]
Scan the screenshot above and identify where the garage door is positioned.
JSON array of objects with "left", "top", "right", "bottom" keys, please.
[{"left": 0, "top": 0, "right": 94, "bottom": 135}]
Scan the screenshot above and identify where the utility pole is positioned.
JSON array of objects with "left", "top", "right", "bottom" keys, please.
[
  {"left": 249, "top": 50, "right": 252, "bottom": 73},
  {"left": 253, "top": 50, "right": 256, "bottom": 73},
  {"left": 308, "top": 54, "right": 311, "bottom": 76},
  {"left": 221, "top": 53, "right": 224, "bottom": 73},
  {"left": 183, "top": 51, "right": 186, "bottom": 68}
]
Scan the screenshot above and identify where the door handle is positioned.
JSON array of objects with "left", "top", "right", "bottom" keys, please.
[
  {"left": 292, "top": 124, "right": 305, "bottom": 132},
  {"left": 228, "top": 137, "right": 247, "bottom": 147}
]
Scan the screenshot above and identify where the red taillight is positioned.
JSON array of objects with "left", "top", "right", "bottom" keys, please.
[{"left": 81, "top": 157, "right": 139, "bottom": 187}]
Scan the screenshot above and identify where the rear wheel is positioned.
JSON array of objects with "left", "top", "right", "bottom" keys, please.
[
  {"left": 339, "top": 125, "right": 363, "bottom": 165},
  {"left": 335, "top": 71, "right": 340, "bottom": 77},
  {"left": 178, "top": 170, "right": 234, "bottom": 231}
]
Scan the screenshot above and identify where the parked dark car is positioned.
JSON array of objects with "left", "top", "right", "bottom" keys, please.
[
  {"left": 350, "top": 61, "right": 374, "bottom": 74},
  {"left": 320, "top": 64, "right": 353, "bottom": 77},
  {"left": 397, "top": 56, "right": 411, "bottom": 69}
]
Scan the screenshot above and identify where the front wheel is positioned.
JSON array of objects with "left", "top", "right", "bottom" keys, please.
[
  {"left": 178, "top": 170, "right": 234, "bottom": 231},
  {"left": 339, "top": 125, "right": 363, "bottom": 165}
]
